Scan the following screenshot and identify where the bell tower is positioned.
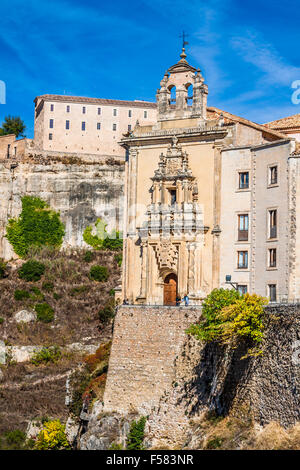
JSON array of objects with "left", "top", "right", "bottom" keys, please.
[{"left": 156, "top": 46, "right": 208, "bottom": 122}]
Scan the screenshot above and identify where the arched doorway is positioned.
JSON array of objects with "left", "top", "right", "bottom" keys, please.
[{"left": 163, "top": 273, "right": 178, "bottom": 306}]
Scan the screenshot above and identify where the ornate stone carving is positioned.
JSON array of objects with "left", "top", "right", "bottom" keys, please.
[{"left": 153, "top": 241, "right": 178, "bottom": 272}]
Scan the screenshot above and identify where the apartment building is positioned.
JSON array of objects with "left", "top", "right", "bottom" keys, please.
[{"left": 33, "top": 95, "right": 157, "bottom": 157}]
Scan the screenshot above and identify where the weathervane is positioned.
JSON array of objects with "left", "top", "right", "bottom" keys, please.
[{"left": 179, "top": 31, "right": 189, "bottom": 49}]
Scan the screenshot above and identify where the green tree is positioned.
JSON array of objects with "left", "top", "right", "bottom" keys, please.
[
  {"left": 187, "top": 289, "right": 269, "bottom": 358},
  {"left": 6, "top": 196, "right": 65, "bottom": 258},
  {"left": 0, "top": 116, "right": 26, "bottom": 138}
]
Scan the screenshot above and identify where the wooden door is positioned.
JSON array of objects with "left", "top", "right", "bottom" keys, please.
[{"left": 163, "top": 273, "right": 177, "bottom": 306}]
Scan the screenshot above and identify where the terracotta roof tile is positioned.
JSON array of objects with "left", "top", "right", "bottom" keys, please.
[{"left": 265, "top": 113, "right": 300, "bottom": 130}]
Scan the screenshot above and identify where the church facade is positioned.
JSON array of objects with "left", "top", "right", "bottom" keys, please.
[{"left": 120, "top": 47, "right": 299, "bottom": 305}]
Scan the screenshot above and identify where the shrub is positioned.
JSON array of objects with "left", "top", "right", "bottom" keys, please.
[
  {"left": 42, "top": 281, "right": 54, "bottom": 292},
  {"left": 126, "top": 416, "right": 146, "bottom": 450},
  {"left": 114, "top": 253, "right": 122, "bottom": 267},
  {"left": 18, "top": 259, "right": 45, "bottom": 282},
  {"left": 219, "top": 293, "right": 269, "bottom": 356},
  {"left": 0, "top": 318, "right": 4, "bottom": 324},
  {"left": 35, "top": 303, "right": 54, "bottom": 323},
  {"left": 6, "top": 195, "right": 65, "bottom": 258},
  {"left": 31, "top": 346, "right": 62, "bottom": 365},
  {"left": 187, "top": 288, "right": 242, "bottom": 342},
  {"left": 83, "top": 250, "right": 94, "bottom": 262},
  {"left": 53, "top": 292, "right": 61, "bottom": 300},
  {"left": 30, "top": 286, "right": 44, "bottom": 301},
  {"left": 187, "top": 289, "right": 269, "bottom": 358},
  {"left": 89, "top": 265, "right": 109, "bottom": 282},
  {"left": 83, "top": 218, "right": 123, "bottom": 251},
  {"left": 109, "top": 288, "right": 115, "bottom": 297},
  {"left": 98, "top": 301, "right": 115, "bottom": 325},
  {"left": 0, "top": 259, "right": 7, "bottom": 279},
  {"left": 35, "top": 420, "right": 70, "bottom": 450},
  {"left": 14, "top": 289, "right": 30, "bottom": 300},
  {"left": 0, "top": 430, "right": 27, "bottom": 450}
]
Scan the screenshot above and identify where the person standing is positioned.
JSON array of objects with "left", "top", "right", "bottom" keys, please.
[{"left": 183, "top": 294, "right": 189, "bottom": 306}]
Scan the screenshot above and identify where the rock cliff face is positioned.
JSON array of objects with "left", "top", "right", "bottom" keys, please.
[{"left": 0, "top": 159, "right": 124, "bottom": 259}]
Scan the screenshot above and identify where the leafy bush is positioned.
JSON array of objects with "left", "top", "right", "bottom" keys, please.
[
  {"left": 42, "top": 281, "right": 54, "bottom": 292},
  {"left": 35, "top": 420, "right": 70, "bottom": 450},
  {"left": 35, "top": 303, "right": 54, "bottom": 323},
  {"left": 14, "top": 289, "right": 30, "bottom": 300},
  {"left": 109, "top": 288, "right": 115, "bottom": 297},
  {"left": 98, "top": 300, "right": 115, "bottom": 325},
  {"left": 126, "top": 416, "right": 146, "bottom": 450},
  {"left": 18, "top": 259, "right": 45, "bottom": 282},
  {"left": 30, "top": 286, "right": 44, "bottom": 301},
  {"left": 6, "top": 195, "right": 65, "bottom": 258},
  {"left": 187, "top": 289, "right": 269, "bottom": 358},
  {"left": 83, "top": 218, "right": 122, "bottom": 251},
  {"left": 89, "top": 265, "right": 109, "bottom": 282},
  {"left": 0, "top": 259, "right": 7, "bottom": 279},
  {"left": 114, "top": 253, "right": 122, "bottom": 267},
  {"left": 0, "top": 318, "right": 4, "bottom": 324},
  {"left": 83, "top": 250, "right": 94, "bottom": 262},
  {"left": 31, "top": 346, "right": 62, "bottom": 365},
  {"left": 53, "top": 292, "right": 61, "bottom": 300},
  {"left": 0, "top": 429, "right": 27, "bottom": 450}
]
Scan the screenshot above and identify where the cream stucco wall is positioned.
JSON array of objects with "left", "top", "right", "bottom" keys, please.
[
  {"left": 219, "top": 147, "right": 252, "bottom": 291},
  {"left": 34, "top": 98, "right": 157, "bottom": 157}
]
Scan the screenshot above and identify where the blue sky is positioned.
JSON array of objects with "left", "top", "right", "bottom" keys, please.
[{"left": 1, "top": 0, "right": 300, "bottom": 138}]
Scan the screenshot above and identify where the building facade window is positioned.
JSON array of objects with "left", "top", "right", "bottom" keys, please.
[
  {"left": 268, "top": 284, "right": 277, "bottom": 302},
  {"left": 97, "top": 122, "right": 101, "bottom": 130},
  {"left": 49, "top": 119, "right": 54, "bottom": 128},
  {"left": 82, "top": 107, "right": 86, "bottom": 114},
  {"left": 66, "top": 120, "right": 70, "bottom": 130},
  {"left": 239, "top": 171, "right": 249, "bottom": 189},
  {"left": 238, "top": 214, "right": 249, "bottom": 241},
  {"left": 269, "top": 209, "right": 277, "bottom": 239},
  {"left": 268, "top": 248, "right": 277, "bottom": 268},
  {"left": 50, "top": 104, "right": 54, "bottom": 111},
  {"left": 144, "top": 110, "right": 148, "bottom": 118},
  {"left": 113, "top": 109, "right": 117, "bottom": 116},
  {"left": 269, "top": 165, "right": 278, "bottom": 185},
  {"left": 169, "top": 189, "right": 177, "bottom": 205},
  {"left": 98, "top": 107, "right": 101, "bottom": 115},
  {"left": 237, "top": 251, "right": 248, "bottom": 269},
  {"left": 113, "top": 123, "right": 117, "bottom": 131},
  {"left": 128, "top": 110, "right": 132, "bottom": 117},
  {"left": 238, "top": 285, "right": 248, "bottom": 295},
  {"left": 66, "top": 105, "right": 70, "bottom": 113},
  {"left": 49, "top": 133, "right": 53, "bottom": 140},
  {"left": 82, "top": 122, "right": 86, "bottom": 131}
]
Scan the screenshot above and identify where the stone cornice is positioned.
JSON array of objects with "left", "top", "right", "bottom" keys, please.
[{"left": 120, "top": 126, "right": 229, "bottom": 148}]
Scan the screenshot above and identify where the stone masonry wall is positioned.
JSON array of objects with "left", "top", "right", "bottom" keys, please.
[{"left": 103, "top": 305, "right": 201, "bottom": 414}]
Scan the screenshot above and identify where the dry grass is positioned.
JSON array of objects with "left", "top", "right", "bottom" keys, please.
[
  {"left": 0, "top": 247, "right": 120, "bottom": 345},
  {"left": 0, "top": 248, "right": 120, "bottom": 436},
  {"left": 189, "top": 411, "right": 300, "bottom": 450}
]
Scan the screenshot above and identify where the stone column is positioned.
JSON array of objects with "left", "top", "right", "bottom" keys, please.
[
  {"left": 137, "top": 241, "right": 147, "bottom": 301},
  {"left": 187, "top": 243, "right": 196, "bottom": 295}
]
